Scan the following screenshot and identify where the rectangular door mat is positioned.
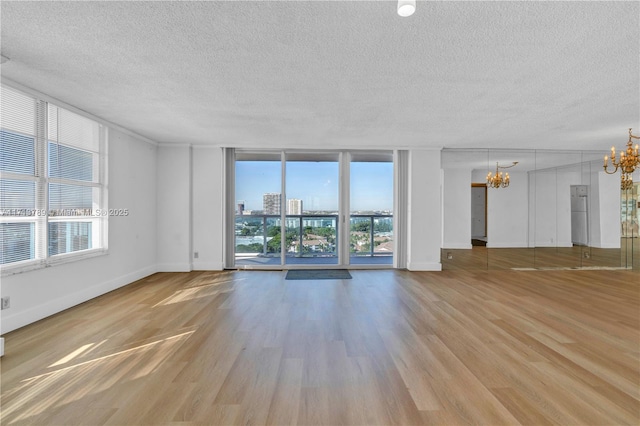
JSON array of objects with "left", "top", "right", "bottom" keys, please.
[{"left": 285, "top": 269, "right": 352, "bottom": 280}]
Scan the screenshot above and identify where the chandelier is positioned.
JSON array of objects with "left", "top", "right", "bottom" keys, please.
[
  {"left": 604, "top": 128, "right": 639, "bottom": 175},
  {"left": 621, "top": 174, "right": 634, "bottom": 191},
  {"left": 486, "top": 162, "right": 518, "bottom": 189}
]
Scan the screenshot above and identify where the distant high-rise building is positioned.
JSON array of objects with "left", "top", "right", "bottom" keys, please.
[
  {"left": 287, "top": 199, "right": 303, "bottom": 215},
  {"left": 237, "top": 201, "right": 245, "bottom": 215},
  {"left": 263, "top": 193, "right": 281, "bottom": 215}
]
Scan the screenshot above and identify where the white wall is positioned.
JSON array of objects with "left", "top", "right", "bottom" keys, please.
[
  {"left": 466, "top": 167, "right": 616, "bottom": 250},
  {"left": 458, "top": 170, "right": 530, "bottom": 248},
  {"left": 588, "top": 171, "right": 602, "bottom": 247},
  {"left": 407, "top": 149, "right": 442, "bottom": 271},
  {"left": 156, "top": 145, "right": 192, "bottom": 271},
  {"left": 192, "top": 147, "right": 225, "bottom": 270},
  {"left": 1, "top": 129, "right": 158, "bottom": 334},
  {"left": 597, "top": 171, "right": 621, "bottom": 248},
  {"left": 532, "top": 171, "right": 558, "bottom": 246},
  {"left": 529, "top": 169, "right": 583, "bottom": 247},
  {"left": 486, "top": 171, "right": 529, "bottom": 248},
  {"left": 1, "top": 141, "right": 228, "bottom": 334},
  {"left": 442, "top": 169, "right": 472, "bottom": 249},
  {"left": 524, "top": 167, "right": 622, "bottom": 249},
  {"left": 155, "top": 145, "right": 225, "bottom": 271}
]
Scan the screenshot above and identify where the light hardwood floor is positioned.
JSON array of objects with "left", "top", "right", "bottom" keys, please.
[{"left": 1, "top": 269, "right": 638, "bottom": 425}]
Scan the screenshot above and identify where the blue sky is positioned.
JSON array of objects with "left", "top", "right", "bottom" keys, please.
[{"left": 236, "top": 161, "right": 393, "bottom": 212}]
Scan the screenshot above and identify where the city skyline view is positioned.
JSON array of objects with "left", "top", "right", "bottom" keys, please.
[{"left": 235, "top": 160, "right": 393, "bottom": 213}]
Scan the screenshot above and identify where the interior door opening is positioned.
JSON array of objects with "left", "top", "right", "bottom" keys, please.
[{"left": 471, "top": 183, "right": 487, "bottom": 246}]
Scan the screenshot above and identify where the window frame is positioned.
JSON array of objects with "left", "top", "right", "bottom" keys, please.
[
  {"left": 228, "top": 149, "right": 396, "bottom": 269},
  {"left": 0, "top": 85, "right": 108, "bottom": 276}
]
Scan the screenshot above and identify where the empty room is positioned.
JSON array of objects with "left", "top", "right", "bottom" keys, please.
[{"left": 1, "top": 1, "right": 639, "bottom": 425}]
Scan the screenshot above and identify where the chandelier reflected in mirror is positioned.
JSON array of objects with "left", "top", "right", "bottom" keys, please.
[
  {"left": 621, "top": 173, "right": 634, "bottom": 191},
  {"left": 486, "top": 162, "right": 518, "bottom": 189},
  {"left": 604, "top": 128, "right": 639, "bottom": 190},
  {"left": 603, "top": 128, "right": 640, "bottom": 174}
]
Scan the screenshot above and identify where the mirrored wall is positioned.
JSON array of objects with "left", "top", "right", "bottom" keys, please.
[{"left": 441, "top": 149, "right": 639, "bottom": 270}]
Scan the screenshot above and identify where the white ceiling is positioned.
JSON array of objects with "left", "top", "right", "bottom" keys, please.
[{"left": 1, "top": 0, "right": 639, "bottom": 153}]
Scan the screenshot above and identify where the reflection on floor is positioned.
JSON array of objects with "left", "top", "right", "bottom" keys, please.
[{"left": 442, "top": 239, "right": 639, "bottom": 270}]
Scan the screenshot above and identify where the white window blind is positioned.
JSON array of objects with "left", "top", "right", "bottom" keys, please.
[
  {"left": 47, "top": 104, "right": 103, "bottom": 257},
  {"left": 0, "top": 86, "right": 39, "bottom": 265},
  {"left": 0, "top": 85, "right": 107, "bottom": 270}
]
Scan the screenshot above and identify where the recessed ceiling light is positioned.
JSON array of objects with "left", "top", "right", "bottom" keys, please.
[{"left": 398, "top": 0, "right": 416, "bottom": 17}]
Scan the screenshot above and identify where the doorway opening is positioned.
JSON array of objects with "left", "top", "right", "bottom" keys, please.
[{"left": 471, "top": 183, "right": 487, "bottom": 247}]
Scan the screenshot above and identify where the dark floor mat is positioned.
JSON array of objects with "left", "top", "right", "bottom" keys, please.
[{"left": 285, "top": 269, "right": 352, "bottom": 280}]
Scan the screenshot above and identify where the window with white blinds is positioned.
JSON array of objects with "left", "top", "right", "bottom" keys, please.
[{"left": 0, "top": 85, "right": 107, "bottom": 270}]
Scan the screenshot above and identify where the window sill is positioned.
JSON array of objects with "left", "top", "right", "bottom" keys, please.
[{"left": 0, "top": 248, "right": 108, "bottom": 277}]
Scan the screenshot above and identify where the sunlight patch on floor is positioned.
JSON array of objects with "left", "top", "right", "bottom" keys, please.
[{"left": 3, "top": 330, "right": 194, "bottom": 424}]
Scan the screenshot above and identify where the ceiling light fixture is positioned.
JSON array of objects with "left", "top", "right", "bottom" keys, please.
[
  {"left": 486, "top": 162, "right": 518, "bottom": 189},
  {"left": 603, "top": 129, "right": 639, "bottom": 189},
  {"left": 398, "top": 0, "right": 416, "bottom": 17}
]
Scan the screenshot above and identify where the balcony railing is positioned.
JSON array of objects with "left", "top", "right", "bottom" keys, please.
[{"left": 234, "top": 214, "right": 393, "bottom": 264}]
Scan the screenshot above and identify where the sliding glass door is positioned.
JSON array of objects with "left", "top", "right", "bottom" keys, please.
[
  {"left": 232, "top": 150, "right": 393, "bottom": 268},
  {"left": 285, "top": 153, "right": 339, "bottom": 265},
  {"left": 234, "top": 152, "right": 282, "bottom": 267},
  {"left": 350, "top": 152, "right": 394, "bottom": 265}
]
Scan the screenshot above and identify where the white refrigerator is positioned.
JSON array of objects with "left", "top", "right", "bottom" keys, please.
[{"left": 571, "top": 194, "right": 588, "bottom": 246}]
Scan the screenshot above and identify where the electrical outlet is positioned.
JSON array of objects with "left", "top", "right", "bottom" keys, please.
[
  {"left": 1, "top": 297, "right": 10, "bottom": 310},
  {"left": 194, "top": 252, "right": 199, "bottom": 259}
]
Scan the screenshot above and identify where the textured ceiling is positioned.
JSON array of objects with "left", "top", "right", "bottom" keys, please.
[{"left": 1, "top": 1, "right": 638, "bottom": 152}]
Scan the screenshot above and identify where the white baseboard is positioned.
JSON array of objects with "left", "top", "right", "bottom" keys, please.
[
  {"left": 590, "top": 242, "right": 621, "bottom": 249},
  {"left": 407, "top": 261, "right": 442, "bottom": 271},
  {"left": 486, "top": 242, "right": 530, "bottom": 248},
  {"left": 0, "top": 337, "right": 4, "bottom": 357},
  {"left": 156, "top": 263, "right": 192, "bottom": 272},
  {"left": 534, "top": 243, "right": 574, "bottom": 248},
  {"left": 442, "top": 243, "right": 473, "bottom": 249},
  {"left": 1, "top": 265, "right": 157, "bottom": 334},
  {"left": 192, "top": 261, "right": 224, "bottom": 271}
]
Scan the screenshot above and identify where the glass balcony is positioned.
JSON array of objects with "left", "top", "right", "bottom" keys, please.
[
  {"left": 284, "top": 215, "right": 337, "bottom": 261},
  {"left": 234, "top": 214, "right": 393, "bottom": 266},
  {"left": 350, "top": 215, "right": 393, "bottom": 265}
]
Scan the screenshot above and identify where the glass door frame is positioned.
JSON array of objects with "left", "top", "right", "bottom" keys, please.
[
  {"left": 283, "top": 150, "right": 342, "bottom": 267},
  {"left": 228, "top": 149, "right": 395, "bottom": 270}
]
